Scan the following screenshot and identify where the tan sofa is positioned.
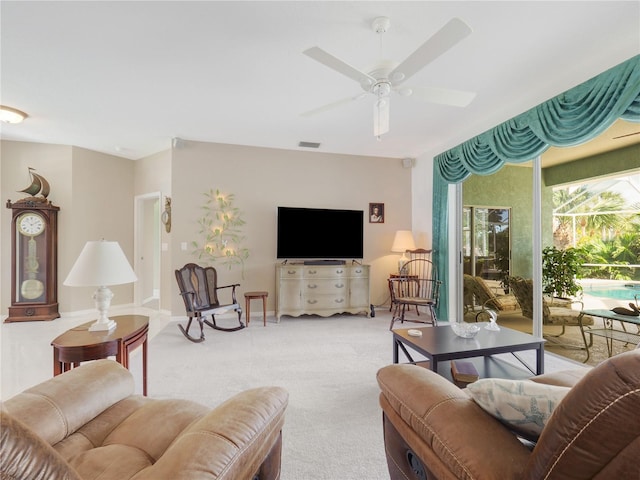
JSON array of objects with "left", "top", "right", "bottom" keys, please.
[
  {"left": 377, "top": 349, "right": 640, "bottom": 480},
  {"left": 1, "top": 359, "right": 288, "bottom": 480}
]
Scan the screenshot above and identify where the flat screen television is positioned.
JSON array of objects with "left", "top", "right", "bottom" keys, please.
[{"left": 277, "top": 206, "right": 364, "bottom": 259}]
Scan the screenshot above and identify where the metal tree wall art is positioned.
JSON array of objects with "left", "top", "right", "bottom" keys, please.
[{"left": 191, "top": 189, "right": 249, "bottom": 273}]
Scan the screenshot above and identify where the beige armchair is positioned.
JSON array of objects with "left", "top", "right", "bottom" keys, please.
[
  {"left": 377, "top": 349, "right": 640, "bottom": 480},
  {"left": 1, "top": 360, "right": 288, "bottom": 480}
]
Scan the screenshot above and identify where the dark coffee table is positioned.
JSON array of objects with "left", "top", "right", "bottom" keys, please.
[{"left": 393, "top": 323, "right": 545, "bottom": 381}]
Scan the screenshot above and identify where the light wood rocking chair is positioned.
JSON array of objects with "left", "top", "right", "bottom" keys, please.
[{"left": 389, "top": 258, "right": 441, "bottom": 330}]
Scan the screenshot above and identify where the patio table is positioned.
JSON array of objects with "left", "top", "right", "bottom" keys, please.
[{"left": 578, "top": 309, "right": 640, "bottom": 362}]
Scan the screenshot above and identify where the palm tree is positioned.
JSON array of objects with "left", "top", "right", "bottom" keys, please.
[
  {"left": 579, "top": 235, "right": 638, "bottom": 280},
  {"left": 554, "top": 187, "right": 630, "bottom": 246},
  {"left": 553, "top": 187, "right": 589, "bottom": 247},
  {"left": 576, "top": 192, "right": 625, "bottom": 240}
]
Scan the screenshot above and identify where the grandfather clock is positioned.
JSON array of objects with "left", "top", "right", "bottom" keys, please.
[{"left": 6, "top": 169, "right": 60, "bottom": 322}]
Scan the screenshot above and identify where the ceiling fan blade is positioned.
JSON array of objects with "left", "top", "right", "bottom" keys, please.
[
  {"left": 373, "top": 97, "right": 390, "bottom": 137},
  {"left": 304, "top": 47, "right": 376, "bottom": 87},
  {"left": 402, "top": 85, "right": 476, "bottom": 107},
  {"left": 390, "top": 18, "right": 472, "bottom": 85},
  {"left": 300, "top": 93, "right": 367, "bottom": 117}
]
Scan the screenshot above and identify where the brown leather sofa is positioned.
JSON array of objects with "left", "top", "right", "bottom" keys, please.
[
  {"left": 1, "top": 359, "right": 288, "bottom": 480},
  {"left": 377, "top": 349, "right": 640, "bottom": 480}
]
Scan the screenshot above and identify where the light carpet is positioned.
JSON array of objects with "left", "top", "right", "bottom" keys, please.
[{"left": 144, "top": 310, "right": 585, "bottom": 480}]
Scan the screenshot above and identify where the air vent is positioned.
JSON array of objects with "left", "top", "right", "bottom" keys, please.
[{"left": 298, "top": 141, "right": 321, "bottom": 149}]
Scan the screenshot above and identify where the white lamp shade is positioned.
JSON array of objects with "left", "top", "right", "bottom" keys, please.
[
  {"left": 64, "top": 240, "right": 137, "bottom": 287},
  {"left": 391, "top": 230, "right": 416, "bottom": 253}
]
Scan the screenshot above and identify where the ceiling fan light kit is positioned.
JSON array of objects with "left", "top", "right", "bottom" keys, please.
[
  {"left": 302, "top": 17, "right": 476, "bottom": 138},
  {"left": 0, "top": 105, "right": 28, "bottom": 124},
  {"left": 374, "top": 98, "right": 390, "bottom": 138}
]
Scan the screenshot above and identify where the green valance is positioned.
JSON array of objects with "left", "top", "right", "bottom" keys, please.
[{"left": 433, "top": 55, "right": 640, "bottom": 320}]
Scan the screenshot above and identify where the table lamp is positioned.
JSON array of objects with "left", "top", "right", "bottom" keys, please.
[
  {"left": 391, "top": 230, "right": 416, "bottom": 273},
  {"left": 64, "top": 240, "right": 137, "bottom": 331}
]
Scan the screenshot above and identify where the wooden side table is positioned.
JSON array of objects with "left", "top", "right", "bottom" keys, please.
[
  {"left": 51, "top": 315, "right": 149, "bottom": 395},
  {"left": 244, "top": 291, "right": 268, "bottom": 326}
]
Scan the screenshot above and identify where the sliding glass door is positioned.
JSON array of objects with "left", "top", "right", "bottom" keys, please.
[{"left": 463, "top": 206, "right": 511, "bottom": 288}]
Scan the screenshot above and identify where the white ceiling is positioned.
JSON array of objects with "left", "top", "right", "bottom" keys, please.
[{"left": 1, "top": 1, "right": 639, "bottom": 162}]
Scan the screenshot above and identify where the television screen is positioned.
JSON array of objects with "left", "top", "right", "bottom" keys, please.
[{"left": 277, "top": 207, "right": 364, "bottom": 259}]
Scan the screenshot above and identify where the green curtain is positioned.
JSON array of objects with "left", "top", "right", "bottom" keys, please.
[{"left": 433, "top": 54, "right": 640, "bottom": 320}]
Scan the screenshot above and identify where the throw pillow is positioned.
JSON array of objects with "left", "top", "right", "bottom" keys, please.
[{"left": 466, "top": 378, "right": 570, "bottom": 440}]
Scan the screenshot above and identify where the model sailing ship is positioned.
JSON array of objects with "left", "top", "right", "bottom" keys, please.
[{"left": 10, "top": 167, "right": 51, "bottom": 205}]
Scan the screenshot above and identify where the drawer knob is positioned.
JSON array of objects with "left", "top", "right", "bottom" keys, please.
[
  {"left": 308, "top": 284, "right": 317, "bottom": 289},
  {"left": 335, "top": 283, "right": 344, "bottom": 288}
]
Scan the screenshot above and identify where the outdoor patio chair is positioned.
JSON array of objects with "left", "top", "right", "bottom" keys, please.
[
  {"left": 470, "top": 275, "right": 519, "bottom": 320},
  {"left": 463, "top": 274, "right": 477, "bottom": 313},
  {"left": 508, "top": 276, "right": 593, "bottom": 338}
]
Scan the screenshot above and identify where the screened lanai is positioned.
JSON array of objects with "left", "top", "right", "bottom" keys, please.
[
  {"left": 553, "top": 173, "right": 640, "bottom": 247},
  {"left": 552, "top": 173, "right": 640, "bottom": 283}
]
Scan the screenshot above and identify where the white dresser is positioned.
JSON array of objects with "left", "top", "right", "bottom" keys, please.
[{"left": 275, "top": 264, "right": 370, "bottom": 321}]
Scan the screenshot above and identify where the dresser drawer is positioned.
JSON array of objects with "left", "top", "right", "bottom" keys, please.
[
  {"left": 278, "top": 266, "right": 303, "bottom": 278},
  {"left": 304, "top": 295, "right": 348, "bottom": 309},
  {"left": 349, "top": 265, "right": 369, "bottom": 277},
  {"left": 304, "top": 267, "right": 347, "bottom": 278},
  {"left": 304, "top": 279, "right": 347, "bottom": 295}
]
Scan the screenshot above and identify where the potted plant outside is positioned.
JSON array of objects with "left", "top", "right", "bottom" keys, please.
[{"left": 542, "top": 246, "right": 583, "bottom": 300}]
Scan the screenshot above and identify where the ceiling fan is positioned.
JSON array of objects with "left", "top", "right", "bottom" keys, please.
[{"left": 302, "top": 17, "right": 476, "bottom": 138}]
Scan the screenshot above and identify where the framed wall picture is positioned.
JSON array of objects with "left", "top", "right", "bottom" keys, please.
[{"left": 369, "top": 203, "right": 384, "bottom": 223}]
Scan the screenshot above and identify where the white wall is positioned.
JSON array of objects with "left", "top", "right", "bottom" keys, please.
[
  {"left": 411, "top": 152, "right": 434, "bottom": 248},
  {"left": 1, "top": 139, "right": 415, "bottom": 318},
  {"left": 169, "top": 140, "right": 414, "bottom": 315}
]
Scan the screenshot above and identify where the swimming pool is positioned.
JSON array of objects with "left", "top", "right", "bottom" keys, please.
[{"left": 582, "top": 283, "right": 640, "bottom": 301}]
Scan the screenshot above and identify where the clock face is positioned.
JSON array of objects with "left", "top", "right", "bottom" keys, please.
[{"left": 17, "top": 213, "right": 45, "bottom": 236}]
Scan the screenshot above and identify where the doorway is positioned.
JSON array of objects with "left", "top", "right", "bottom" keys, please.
[
  {"left": 463, "top": 206, "right": 511, "bottom": 286},
  {"left": 134, "top": 192, "right": 161, "bottom": 309}
]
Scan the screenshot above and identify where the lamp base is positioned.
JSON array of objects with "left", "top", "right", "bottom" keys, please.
[
  {"left": 90, "top": 286, "right": 117, "bottom": 332},
  {"left": 398, "top": 253, "right": 409, "bottom": 274},
  {"left": 89, "top": 319, "right": 117, "bottom": 331}
]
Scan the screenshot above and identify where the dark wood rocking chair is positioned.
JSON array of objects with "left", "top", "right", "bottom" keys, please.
[{"left": 175, "top": 263, "right": 244, "bottom": 342}]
